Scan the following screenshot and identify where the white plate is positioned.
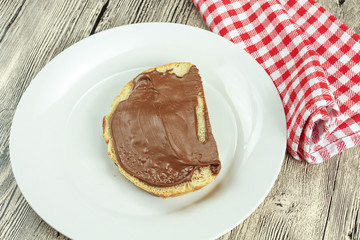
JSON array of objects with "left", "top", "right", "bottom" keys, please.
[{"left": 10, "top": 23, "right": 286, "bottom": 240}]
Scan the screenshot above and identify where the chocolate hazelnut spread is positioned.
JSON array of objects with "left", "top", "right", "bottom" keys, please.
[{"left": 110, "top": 66, "right": 220, "bottom": 187}]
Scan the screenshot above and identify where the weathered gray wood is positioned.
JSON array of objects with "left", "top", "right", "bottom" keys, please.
[
  {"left": 1, "top": 0, "right": 360, "bottom": 239},
  {"left": 0, "top": 1, "right": 112, "bottom": 239},
  {"left": 0, "top": 0, "right": 25, "bottom": 44}
]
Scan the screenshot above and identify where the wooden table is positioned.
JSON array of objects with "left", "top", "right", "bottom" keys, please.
[{"left": 1, "top": 0, "right": 360, "bottom": 239}]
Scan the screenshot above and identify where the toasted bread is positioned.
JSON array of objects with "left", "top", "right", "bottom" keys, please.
[{"left": 103, "top": 62, "right": 219, "bottom": 198}]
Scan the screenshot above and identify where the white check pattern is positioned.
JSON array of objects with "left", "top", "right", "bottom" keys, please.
[{"left": 193, "top": 0, "right": 360, "bottom": 163}]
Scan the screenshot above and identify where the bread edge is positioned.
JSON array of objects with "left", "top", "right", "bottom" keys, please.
[{"left": 102, "top": 62, "right": 219, "bottom": 198}]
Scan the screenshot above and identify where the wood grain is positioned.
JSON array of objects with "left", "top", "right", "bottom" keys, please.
[{"left": 0, "top": 0, "right": 360, "bottom": 239}]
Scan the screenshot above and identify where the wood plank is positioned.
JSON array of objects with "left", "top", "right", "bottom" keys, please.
[
  {"left": 0, "top": 0, "right": 26, "bottom": 44},
  {"left": 1, "top": 0, "right": 360, "bottom": 239},
  {"left": 320, "top": 146, "right": 360, "bottom": 240},
  {"left": 0, "top": 0, "right": 110, "bottom": 239},
  {"left": 91, "top": 0, "right": 208, "bottom": 34}
]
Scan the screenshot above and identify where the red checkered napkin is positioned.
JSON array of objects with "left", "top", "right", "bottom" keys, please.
[{"left": 193, "top": 0, "right": 360, "bottom": 163}]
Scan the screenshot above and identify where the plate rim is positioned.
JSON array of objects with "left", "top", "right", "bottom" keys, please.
[{"left": 10, "top": 22, "right": 286, "bottom": 240}]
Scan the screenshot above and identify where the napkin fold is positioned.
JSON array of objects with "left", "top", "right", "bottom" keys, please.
[{"left": 193, "top": 0, "right": 360, "bottom": 163}]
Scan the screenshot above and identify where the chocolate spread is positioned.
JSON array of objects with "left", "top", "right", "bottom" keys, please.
[{"left": 110, "top": 66, "right": 220, "bottom": 187}]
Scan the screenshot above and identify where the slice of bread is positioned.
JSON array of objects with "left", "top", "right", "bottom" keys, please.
[{"left": 103, "top": 62, "right": 219, "bottom": 198}]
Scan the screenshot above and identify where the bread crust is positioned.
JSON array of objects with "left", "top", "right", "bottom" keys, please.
[{"left": 103, "top": 62, "right": 218, "bottom": 198}]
